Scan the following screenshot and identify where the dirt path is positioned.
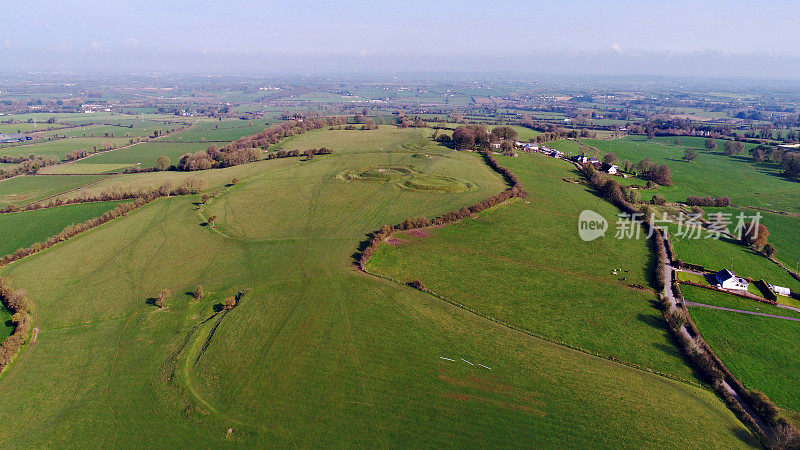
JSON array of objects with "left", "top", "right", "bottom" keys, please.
[{"left": 685, "top": 301, "right": 800, "bottom": 322}]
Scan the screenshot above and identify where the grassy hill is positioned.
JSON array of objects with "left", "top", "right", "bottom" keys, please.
[{"left": 0, "top": 128, "right": 757, "bottom": 447}]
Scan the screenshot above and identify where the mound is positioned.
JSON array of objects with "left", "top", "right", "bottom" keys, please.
[
  {"left": 397, "top": 174, "right": 476, "bottom": 193},
  {"left": 336, "top": 165, "right": 417, "bottom": 182}
]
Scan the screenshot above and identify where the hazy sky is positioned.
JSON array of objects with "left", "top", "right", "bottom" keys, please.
[{"left": 3, "top": 0, "right": 800, "bottom": 78}]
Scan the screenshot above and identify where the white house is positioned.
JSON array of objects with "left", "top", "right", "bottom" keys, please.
[
  {"left": 524, "top": 143, "right": 539, "bottom": 151},
  {"left": 605, "top": 164, "right": 619, "bottom": 175},
  {"left": 490, "top": 142, "right": 501, "bottom": 149},
  {"left": 573, "top": 155, "right": 588, "bottom": 164},
  {"left": 715, "top": 269, "right": 749, "bottom": 291}
]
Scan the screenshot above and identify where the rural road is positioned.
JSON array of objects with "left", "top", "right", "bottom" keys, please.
[{"left": 655, "top": 229, "right": 773, "bottom": 439}]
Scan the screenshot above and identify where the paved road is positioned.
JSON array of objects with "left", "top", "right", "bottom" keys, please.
[{"left": 685, "top": 301, "right": 800, "bottom": 322}]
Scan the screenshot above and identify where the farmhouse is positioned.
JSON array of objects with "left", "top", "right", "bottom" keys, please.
[
  {"left": 587, "top": 157, "right": 600, "bottom": 164},
  {"left": 715, "top": 269, "right": 749, "bottom": 291},
  {"left": 490, "top": 142, "right": 501, "bottom": 149},
  {"left": 602, "top": 163, "right": 619, "bottom": 174},
  {"left": 572, "top": 155, "right": 588, "bottom": 164},
  {"left": 524, "top": 143, "right": 539, "bottom": 151}
]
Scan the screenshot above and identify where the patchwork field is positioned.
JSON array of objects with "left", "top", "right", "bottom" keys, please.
[
  {"left": 0, "top": 174, "right": 110, "bottom": 209},
  {"left": 0, "top": 137, "right": 130, "bottom": 159},
  {"left": 582, "top": 136, "right": 800, "bottom": 213},
  {"left": 0, "top": 128, "right": 756, "bottom": 446},
  {"left": 684, "top": 285, "right": 800, "bottom": 414},
  {"left": 0, "top": 201, "right": 122, "bottom": 256}
]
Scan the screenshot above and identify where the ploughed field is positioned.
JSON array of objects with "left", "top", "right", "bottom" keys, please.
[{"left": 0, "top": 127, "right": 756, "bottom": 447}]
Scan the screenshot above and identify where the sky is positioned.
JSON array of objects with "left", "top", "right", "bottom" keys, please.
[{"left": 3, "top": 0, "right": 800, "bottom": 78}]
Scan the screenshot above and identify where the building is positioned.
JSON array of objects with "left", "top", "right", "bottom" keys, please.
[
  {"left": 715, "top": 269, "right": 749, "bottom": 291},
  {"left": 572, "top": 155, "right": 588, "bottom": 164},
  {"left": 587, "top": 157, "right": 600, "bottom": 164},
  {"left": 0, "top": 133, "right": 31, "bottom": 143},
  {"left": 770, "top": 284, "right": 791, "bottom": 297},
  {"left": 602, "top": 163, "right": 619, "bottom": 174},
  {"left": 524, "top": 143, "right": 539, "bottom": 151},
  {"left": 490, "top": 142, "right": 501, "bottom": 149}
]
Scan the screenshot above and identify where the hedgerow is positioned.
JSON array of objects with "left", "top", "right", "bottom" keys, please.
[{"left": 357, "top": 150, "right": 526, "bottom": 270}]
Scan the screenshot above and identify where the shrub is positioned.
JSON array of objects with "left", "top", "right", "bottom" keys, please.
[
  {"left": 407, "top": 280, "right": 426, "bottom": 291},
  {"left": 747, "top": 390, "right": 780, "bottom": 425},
  {"left": 222, "top": 296, "right": 237, "bottom": 310},
  {"left": 155, "top": 288, "right": 170, "bottom": 309},
  {"left": 194, "top": 285, "right": 205, "bottom": 300}
]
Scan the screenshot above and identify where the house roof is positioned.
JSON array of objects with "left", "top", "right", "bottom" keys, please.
[{"left": 716, "top": 269, "right": 735, "bottom": 282}]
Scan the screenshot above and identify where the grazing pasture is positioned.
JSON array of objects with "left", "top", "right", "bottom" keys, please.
[
  {"left": 685, "top": 284, "right": 800, "bottom": 414},
  {"left": 162, "top": 123, "right": 269, "bottom": 142},
  {"left": 76, "top": 142, "right": 211, "bottom": 167},
  {"left": 0, "top": 128, "right": 755, "bottom": 447},
  {"left": 582, "top": 136, "right": 800, "bottom": 213},
  {"left": 367, "top": 153, "right": 697, "bottom": 380},
  {"left": 705, "top": 207, "right": 800, "bottom": 275}
]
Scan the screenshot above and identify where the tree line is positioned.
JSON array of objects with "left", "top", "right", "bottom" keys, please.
[
  {"left": 0, "top": 154, "right": 60, "bottom": 181},
  {"left": 0, "top": 177, "right": 206, "bottom": 215},
  {"left": 0, "top": 187, "right": 201, "bottom": 267},
  {"left": 0, "top": 277, "right": 32, "bottom": 373},
  {"left": 172, "top": 118, "right": 342, "bottom": 172}
]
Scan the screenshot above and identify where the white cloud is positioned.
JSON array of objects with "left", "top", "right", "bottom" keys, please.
[{"left": 611, "top": 43, "right": 623, "bottom": 54}]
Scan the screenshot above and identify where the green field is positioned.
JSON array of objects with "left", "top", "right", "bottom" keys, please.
[
  {"left": 33, "top": 123, "right": 174, "bottom": 139},
  {"left": 0, "top": 123, "right": 54, "bottom": 134},
  {"left": 705, "top": 207, "right": 800, "bottom": 274},
  {"left": 38, "top": 163, "right": 134, "bottom": 174},
  {"left": 0, "top": 174, "right": 110, "bottom": 209},
  {"left": 0, "top": 137, "right": 130, "bottom": 159},
  {"left": 162, "top": 123, "right": 268, "bottom": 142},
  {"left": 684, "top": 285, "right": 800, "bottom": 414},
  {"left": 0, "top": 201, "right": 123, "bottom": 256},
  {"left": 76, "top": 142, "right": 211, "bottom": 167},
  {"left": 368, "top": 152, "right": 699, "bottom": 380},
  {"left": 0, "top": 128, "right": 757, "bottom": 447},
  {"left": 583, "top": 136, "right": 800, "bottom": 213}
]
